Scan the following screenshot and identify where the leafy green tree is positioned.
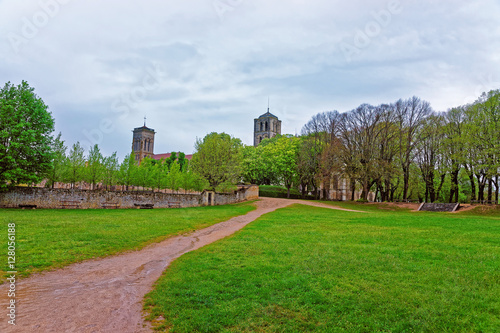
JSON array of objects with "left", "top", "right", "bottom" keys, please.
[
  {"left": 296, "top": 136, "right": 323, "bottom": 198},
  {"left": 65, "top": 142, "right": 85, "bottom": 189},
  {"left": 178, "top": 152, "right": 188, "bottom": 171},
  {"left": 166, "top": 160, "right": 181, "bottom": 193},
  {"left": 0, "top": 81, "right": 55, "bottom": 188},
  {"left": 151, "top": 158, "right": 168, "bottom": 191},
  {"left": 133, "top": 157, "right": 154, "bottom": 190},
  {"left": 265, "top": 135, "right": 300, "bottom": 198},
  {"left": 118, "top": 153, "right": 137, "bottom": 190},
  {"left": 191, "top": 132, "right": 243, "bottom": 190},
  {"left": 241, "top": 145, "right": 268, "bottom": 185},
  {"left": 47, "top": 132, "right": 67, "bottom": 188},
  {"left": 85, "top": 144, "right": 104, "bottom": 190},
  {"left": 102, "top": 152, "right": 119, "bottom": 190}
]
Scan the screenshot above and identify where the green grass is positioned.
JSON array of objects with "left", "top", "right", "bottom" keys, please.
[
  {"left": 0, "top": 202, "right": 255, "bottom": 282},
  {"left": 144, "top": 204, "right": 500, "bottom": 332}
]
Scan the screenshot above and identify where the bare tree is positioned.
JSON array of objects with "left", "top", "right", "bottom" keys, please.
[{"left": 395, "top": 96, "right": 432, "bottom": 201}]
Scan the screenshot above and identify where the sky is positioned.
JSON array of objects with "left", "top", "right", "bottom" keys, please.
[{"left": 1, "top": 0, "right": 500, "bottom": 159}]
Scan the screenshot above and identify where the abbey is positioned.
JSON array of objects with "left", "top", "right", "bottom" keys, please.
[
  {"left": 132, "top": 120, "right": 193, "bottom": 163},
  {"left": 253, "top": 108, "right": 282, "bottom": 146},
  {"left": 132, "top": 108, "right": 283, "bottom": 162}
]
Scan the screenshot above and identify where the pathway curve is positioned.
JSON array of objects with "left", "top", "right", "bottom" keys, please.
[{"left": 0, "top": 198, "right": 364, "bottom": 333}]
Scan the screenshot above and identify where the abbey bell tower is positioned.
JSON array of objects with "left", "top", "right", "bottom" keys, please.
[
  {"left": 254, "top": 105, "right": 282, "bottom": 146},
  {"left": 132, "top": 118, "right": 155, "bottom": 162}
]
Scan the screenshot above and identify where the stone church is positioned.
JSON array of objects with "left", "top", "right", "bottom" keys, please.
[
  {"left": 132, "top": 108, "right": 283, "bottom": 163},
  {"left": 253, "top": 108, "right": 282, "bottom": 146},
  {"left": 132, "top": 120, "right": 193, "bottom": 163}
]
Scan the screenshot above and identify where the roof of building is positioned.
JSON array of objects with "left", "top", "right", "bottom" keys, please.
[
  {"left": 133, "top": 125, "right": 155, "bottom": 132},
  {"left": 152, "top": 153, "right": 193, "bottom": 161},
  {"left": 258, "top": 110, "right": 279, "bottom": 119}
]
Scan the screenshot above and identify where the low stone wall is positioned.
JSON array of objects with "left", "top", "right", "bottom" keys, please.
[{"left": 0, "top": 185, "right": 259, "bottom": 209}]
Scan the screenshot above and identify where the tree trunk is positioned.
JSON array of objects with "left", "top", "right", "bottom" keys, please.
[
  {"left": 350, "top": 179, "right": 356, "bottom": 201},
  {"left": 449, "top": 169, "right": 459, "bottom": 203},
  {"left": 402, "top": 165, "right": 409, "bottom": 201},
  {"left": 488, "top": 178, "right": 493, "bottom": 201},
  {"left": 468, "top": 172, "right": 476, "bottom": 201}
]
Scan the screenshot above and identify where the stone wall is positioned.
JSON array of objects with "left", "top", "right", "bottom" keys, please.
[{"left": 0, "top": 185, "right": 259, "bottom": 209}]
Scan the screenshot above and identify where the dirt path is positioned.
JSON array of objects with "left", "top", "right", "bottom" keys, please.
[{"left": 0, "top": 198, "right": 363, "bottom": 333}]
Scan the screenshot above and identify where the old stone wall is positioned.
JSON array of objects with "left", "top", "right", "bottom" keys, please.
[{"left": 0, "top": 185, "right": 259, "bottom": 209}]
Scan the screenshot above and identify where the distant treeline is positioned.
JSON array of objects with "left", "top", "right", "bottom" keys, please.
[{"left": 247, "top": 91, "right": 500, "bottom": 203}]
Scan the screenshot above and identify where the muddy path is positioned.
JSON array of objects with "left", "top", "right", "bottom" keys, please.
[{"left": 0, "top": 198, "right": 364, "bottom": 333}]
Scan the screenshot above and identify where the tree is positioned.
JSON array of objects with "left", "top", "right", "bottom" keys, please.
[
  {"left": 190, "top": 132, "right": 243, "bottom": 190},
  {"left": 151, "top": 158, "right": 168, "bottom": 191},
  {"left": 47, "top": 132, "right": 67, "bottom": 188},
  {"left": 85, "top": 144, "right": 104, "bottom": 190},
  {"left": 102, "top": 152, "right": 119, "bottom": 190},
  {"left": 118, "top": 153, "right": 137, "bottom": 190},
  {"left": 395, "top": 97, "right": 432, "bottom": 201},
  {"left": 166, "top": 160, "right": 181, "bottom": 193},
  {"left": 0, "top": 81, "right": 55, "bottom": 188},
  {"left": 415, "top": 114, "right": 445, "bottom": 202},
  {"left": 265, "top": 135, "right": 300, "bottom": 198},
  {"left": 65, "top": 142, "right": 85, "bottom": 189},
  {"left": 296, "top": 136, "right": 322, "bottom": 198},
  {"left": 133, "top": 156, "right": 154, "bottom": 190}
]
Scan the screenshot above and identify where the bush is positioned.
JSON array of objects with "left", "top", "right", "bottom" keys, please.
[{"left": 259, "top": 185, "right": 315, "bottom": 200}]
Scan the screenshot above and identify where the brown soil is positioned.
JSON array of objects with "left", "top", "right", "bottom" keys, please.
[{"left": 0, "top": 198, "right": 363, "bottom": 333}]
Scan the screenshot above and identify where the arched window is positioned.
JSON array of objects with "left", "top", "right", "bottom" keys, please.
[
  {"left": 260, "top": 122, "right": 263, "bottom": 131},
  {"left": 265, "top": 122, "right": 268, "bottom": 131}
]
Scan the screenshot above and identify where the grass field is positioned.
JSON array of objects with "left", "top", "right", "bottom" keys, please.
[
  {"left": 0, "top": 202, "right": 255, "bottom": 282},
  {"left": 144, "top": 203, "right": 500, "bottom": 332}
]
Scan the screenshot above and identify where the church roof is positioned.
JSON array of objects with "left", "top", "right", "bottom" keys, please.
[
  {"left": 258, "top": 110, "right": 279, "bottom": 119},
  {"left": 152, "top": 153, "right": 193, "bottom": 161},
  {"left": 133, "top": 125, "right": 155, "bottom": 132}
]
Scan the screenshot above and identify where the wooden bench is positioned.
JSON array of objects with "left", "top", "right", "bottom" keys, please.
[
  {"left": 19, "top": 204, "right": 37, "bottom": 209},
  {"left": 134, "top": 203, "right": 154, "bottom": 209},
  {"left": 61, "top": 200, "right": 81, "bottom": 209},
  {"left": 102, "top": 202, "right": 120, "bottom": 209},
  {"left": 168, "top": 201, "right": 181, "bottom": 208}
]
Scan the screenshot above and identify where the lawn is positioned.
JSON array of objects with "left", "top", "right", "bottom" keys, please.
[
  {"left": 144, "top": 203, "right": 500, "bottom": 332},
  {"left": 0, "top": 202, "right": 255, "bottom": 282}
]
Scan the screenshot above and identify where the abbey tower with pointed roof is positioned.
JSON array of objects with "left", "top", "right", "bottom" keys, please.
[
  {"left": 254, "top": 107, "right": 282, "bottom": 146},
  {"left": 132, "top": 119, "right": 155, "bottom": 162}
]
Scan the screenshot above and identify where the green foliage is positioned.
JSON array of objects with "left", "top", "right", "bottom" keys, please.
[
  {"left": 118, "top": 153, "right": 137, "bottom": 189},
  {"left": 46, "top": 132, "right": 67, "bottom": 188},
  {"left": 85, "top": 144, "right": 104, "bottom": 190},
  {"left": 102, "top": 152, "right": 119, "bottom": 190},
  {"left": 64, "top": 142, "right": 85, "bottom": 188},
  {"left": 191, "top": 132, "right": 243, "bottom": 190},
  {"left": 144, "top": 205, "right": 500, "bottom": 332},
  {"left": 133, "top": 156, "right": 154, "bottom": 189},
  {"left": 259, "top": 185, "right": 315, "bottom": 200},
  {"left": 0, "top": 81, "right": 55, "bottom": 188},
  {"left": 166, "top": 160, "right": 181, "bottom": 193}
]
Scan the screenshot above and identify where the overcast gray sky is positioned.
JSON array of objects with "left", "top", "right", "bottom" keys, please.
[{"left": 1, "top": 0, "right": 499, "bottom": 159}]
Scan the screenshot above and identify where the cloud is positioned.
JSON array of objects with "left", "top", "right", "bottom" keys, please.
[{"left": 1, "top": 0, "right": 499, "bottom": 158}]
